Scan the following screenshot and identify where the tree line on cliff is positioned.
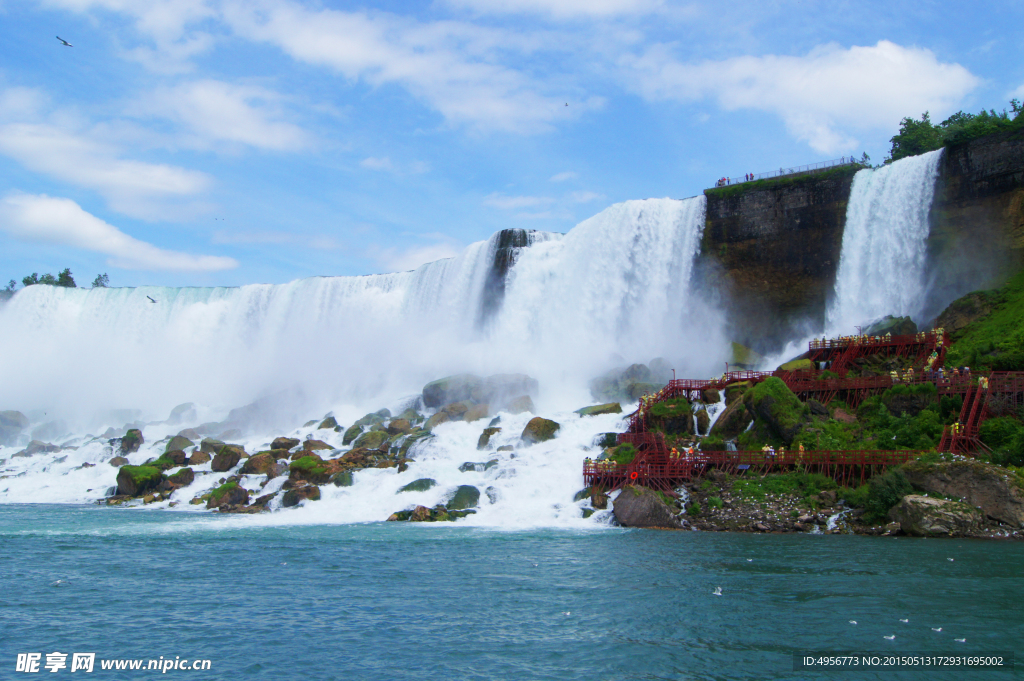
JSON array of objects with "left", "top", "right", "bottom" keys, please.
[{"left": 887, "top": 98, "right": 1023, "bottom": 163}]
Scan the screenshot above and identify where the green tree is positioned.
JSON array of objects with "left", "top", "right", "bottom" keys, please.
[
  {"left": 56, "top": 268, "right": 76, "bottom": 288},
  {"left": 887, "top": 112, "right": 943, "bottom": 163},
  {"left": 4, "top": 280, "right": 15, "bottom": 292},
  {"left": 91, "top": 273, "right": 110, "bottom": 288}
]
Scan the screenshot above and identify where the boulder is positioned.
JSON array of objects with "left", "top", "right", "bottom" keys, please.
[
  {"left": 120, "top": 429, "right": 144, "bottom": 454},
  {"left": 342, "top": 425, "right": 362, "bottom": 445},
  {"left": 166, "top": 467, "right": 195, "bottom": 487},
  {"left": 521, "top": 417, "right": 560, "bottom": 445},
  {"left": 164, "top": 449, "right": 188, "bottom": 466},
  {"left": 176, "top": 428, "right": 201, "bottom": 440},
  {"left": 16, "top": 440, "right": 60, "bottom": 457},
  {"left": 108, "top": 456, "right": 129, "bottom": 467},
  {"left": 187, "top": 451, "right": 211, "bottom": 465},
  {"left": 386, "top": 419, "right": 412, "bottom": 435},
  {"left": 353, "top": 430, "right": 388, "bottom": 450},
  {"left": 353, "top": 412, "right": 386, "bottom": 428},
  {"left": 446, "top": 485, "right": 480, "bottom": 510},
  {"left": 282, "top": 484, "right": 321, "bottom": 507},
  {"left": 441, "top": 400, "right": 473, "bottom": 421},
  {"left": 200, "top": 438, "right": 225, "bottom": 454},
  {"left": 702, "top": 388, "right": 721, "bottom": 404},
  {"left": 330, "top": 470, "right": 354, "bottom": 487},
  {"left": 167, "top": 402, "right": 197, "bottom": 425},
  {"left": 303, "top": 439, "right": 332, "bottom": 451},
  {"left": 806, "top": 399, "right": 829, "bottom": 417},
  {"left": 865, "top": 315, "right": 917, "bottom": 337},
  {"left": 885, "top": 391, "right": 935, "bottom": 418},
  {"left": 207, "top": 482, "right": 249, "bottom": 509},
  {"left": 463, "top": 404, "right": 490, "bottom": 423},
  {"left": 425, "top": 412, "right": 450, "bottom": 430},
  {"left": 724, "top": 381, "right": 751, "bottom": 405},
  {"left": 318, "top": 416, "right": 338, "bottom": 430},
  {"left": 593, "top": 432, "right": 618, "bottom": 448},
  {"left": 423, "top": 374, "right": 483, "bottom": 409},
  {"left": 888, "top": 495, "right": 982, "bottom": 536},
  {"left": 116, "top": 465, "right": 163, "bottom": 496},
  {"left": 506, "top": 395, "right": 534, "bottom": 414},
  {"left": 398, "top": 478, "right": 437, "bottom": 493},
  {"left": 211, "top": 445, "right": 244, "bottom": 472},
  {"left": 575, "top": 403, "right": 623, "bottom": 417},
  {"left": 240, "top": 451, "right": 279, "bottom": 476},
  {"left": 612, "top": 485, "right": 682, "bottom": 529},
  {"left": 745, "top": 377, "right": 806, "bottom": 445},
  {"left": 695, "top": 408, "right": 710, "bottom": 436},
  {"left": 0, "top": 410, "right": 29, "bottom": 445},
  {"left": 709, "top": 400, "right": 752, "bottom": 439},
  {"left": 777, "top": 358, "right": 814, "bottom": 372},
  {"left": 288, "top": 455, "right": 330, "bottom": 484},
  {"left": 647, "top": 397, "right": 692, "bottom": 436},
  {"left": 477, "top": 426, "right": 501, "bottom": 450},
  {"left": 165, "top": 435, "right": 194, "bottom": 453},
  {"left": 272, "top": 437, "right": 300, "bottom": 451},
  {"left": 901, "top": 460, "right": 1024, "bottom": 528}
]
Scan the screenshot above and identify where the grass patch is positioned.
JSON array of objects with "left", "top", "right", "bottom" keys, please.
[
  {"left": 945, "top": 269, "right": 1024, "bottom": 372},
  {"left": 731, "top": 470, "right": 838, "bottom": 504},
  {"left": 704, "top": 164, "right": 863, "bottom": 200},
  {"left": 707, "top": 496, "right": 723, "bottom": 509},
  {"left": 605, "top": 444, "right": 637, "bottom": 466}
]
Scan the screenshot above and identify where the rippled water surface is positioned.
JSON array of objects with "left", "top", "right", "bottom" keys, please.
[{"left": 2, "top": 505, "right": 1021, "bottom": 680}]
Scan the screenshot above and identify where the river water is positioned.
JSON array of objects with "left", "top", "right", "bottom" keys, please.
[{"left": 2, "top": 505, "right": 1019, "bottom": 680}]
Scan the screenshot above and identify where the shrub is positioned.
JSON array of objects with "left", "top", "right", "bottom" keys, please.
[
  {"left": 687, "top": 502, "right": 702, "bottom": 516},
  {"left": 863, "top": 469, "right": 913, "bottom": 522},
  {"left": 606, "top": 443, "right": 637, "bottom": 466},
  {"left": 707, "top": 496, "right": 723, "bottom": 509}
]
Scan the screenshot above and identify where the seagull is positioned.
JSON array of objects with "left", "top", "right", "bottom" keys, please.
[
  {"left": 954, "top": 638, "right": 966, "bottom": 643},
  {"left": 947, "top": 557, "right": 954, "bottom": 561},
  {"left": 51, "top": 579, "right": 64, "bottom": 587},
  {"left": 146, "top": 295, "right": 156, "bottom": 303},
  {"left": 56, "top": 36, "right": 73, "bottom": 47},
  {"left": 900, "top": 619, "right": 909, "bottom": 623},
  {"left": 931, "top": 627, "right": 942, "bottom": 632},
  {"left": 564, "top": 611, "right": 571, "bottom": 616},
  {"left": 747, "top": 558, "right": 753, "bottom": 562},
  {"left": 849, "top": 620, "right": 857, "bottom": 625},
  {"left": 712, "top": 586, "right": 722, "bottom": 596},
  {"left": 884, "top": 635, "right": 896, "bottom": 640}
]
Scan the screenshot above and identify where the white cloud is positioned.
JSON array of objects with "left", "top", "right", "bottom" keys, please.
[
  {"left": 136, "top": 80, "right": 309, "bottom": 151},
  {"left": 370, "top": 240, "right": 463, "bottom": 272},
  {"left": 360, "top": 156, "right": 394, "bottom": 171},
  {"left": 622, "top": 40, "right": 980, "bottom": 153},
  {"left": 0, "top": 121, "right": 212, "bottom": 219},
  {"left": 550, "top": 171, "right": 577, "bottom": 182},
  {"left": 570, "top": 190, "right": 602, "bottom": 203},
  {"left": 443, "top": 0, "right": 664, "bottom": 18},
  {"left": 0, "top": 193, "right": 238, "bottom": 271},
  {"left": 1011, "top": 83, "right": 1024, "bottom": 100},
  {"left": 220, "top": 1, "right": 586, "bottom": 133},
  {"left": 483, "top": 193, "right": 554, "bottom": 209}
]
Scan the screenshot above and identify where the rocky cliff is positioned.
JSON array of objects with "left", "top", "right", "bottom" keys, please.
[{"left": 698, "top": 165, "right": 859, "bottom": 351}]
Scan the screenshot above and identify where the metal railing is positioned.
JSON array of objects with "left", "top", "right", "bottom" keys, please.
[{"left": 709, "top": 157, "right": 861, "bottom": 189}]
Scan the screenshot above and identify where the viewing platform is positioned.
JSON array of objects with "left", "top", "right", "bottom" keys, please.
[{"left": 708, "top": 156, "right": 862, "bottom": 189}]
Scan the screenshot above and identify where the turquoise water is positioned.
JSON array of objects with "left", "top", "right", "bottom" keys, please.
[{"left": 1, "top": 506, "right": 1020, "bottom": 680}]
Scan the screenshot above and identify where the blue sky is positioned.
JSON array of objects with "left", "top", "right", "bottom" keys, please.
[{"left": 1, "top": 0, "right": 1022, "bottom": 287}]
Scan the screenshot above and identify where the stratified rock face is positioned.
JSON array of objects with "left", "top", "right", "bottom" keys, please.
[
  {"left": 700, "top": 166, "right": 857, "bottom": 350},
  {"left": 612, "top": 485, "right": 682, "bottom": 529},
  {"left": 521, "top": 417, "right": 560, "bottom": 445},
  {"left": 888, "top": 494, "right": 981, "bottom": 537},
  {"left": 902, "top": 460, "right": 1024, "bottom": 528}
]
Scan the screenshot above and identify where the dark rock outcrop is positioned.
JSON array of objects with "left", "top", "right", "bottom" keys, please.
[
  {"left": 282, "top": 484, "right": 320, "bottom": 507},
  {"left": 888, "top": 494, "right": 982, "bottom": 536},
  {"left": 211, "top": 445, "right": 244, "bottom": 472},
  {"left": 272, "top": 437, "right": 300, "bottom": 451},
  {"left": 612, "top": 485, "right": 682, "bottom": 529},
  {"left": 902, "top": 460, "right": 1024, "bottom": 527}
]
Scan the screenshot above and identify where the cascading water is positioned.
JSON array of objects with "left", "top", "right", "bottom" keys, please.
[
  {"left": 0, "top": 197, "right": 724, "bottom": 526},
  {"left": 826, "top": 149, "right": 943, "bottom": 336}
]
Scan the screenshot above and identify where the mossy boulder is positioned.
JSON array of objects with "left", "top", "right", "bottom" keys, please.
[
  {"left": 521, "top": 417, "right": 560, "bottom": 445},
  {"left": 702, "top": 388, "right": 721, "bottom": 404},
  {"left": 240, "top": 451, "right": 279, "bottom": 476},
  {"left": 166, "top": 467, "right": 195, "bottom": 487},
  {"left": 386, "top": 419, "right": 412, "bottom": 435},
  {"left": 200, "top": 438, "right": 225, "bottom": 454},
  {"left": 303, "top": 439, "right": 332, "bottom": 452},
  {"left": 724, "top": 381, "right": 751, "bottom": 405},
  {"left": 116, "top": 465, "right": 163, "bottom": 496},
  {"left": 282, "top": 484, "right": 321, "bottom": 507},
  {"left": 211, "top": 444, "right": 245, "bottom": 472},
  {"left": 207, "top": 481, "right": 249, "bottom": 509},
  {"left": 477, "top": 427, "right": 501, "bottom": 450},
  {"left": 777, "top": 358, "right": 814, "bottom": 372},
  {"left": 353, "top": 412, "right": 386, "bottom": 428},
  {"left": 165, "top": 435, "right": 194, "bottom": 453},
  {"left": 745, "top": 377, "right": 806, "bottom": 445},
  {"left": 146, "top": 453, "right": 182, "bottom": 471},
  {"left": 695, "top": 408, "right": 710, "bottom": 435},
  {"left": 108, "top": 456, "right": 129, "bottom": 467},
  {"left": 446, "top": 485, "right": 480, "bottom": 510},
  {"left": 289, "top": 455, "right": 330, "bottom": 484},
  {"left": 330, "top": 470, "right": 354, "bottom": 487},
  {"left": 865, "top": 315, "right": 917, "bottom": 337},
  {"left": 398, "top": 478, "right": 437, "bottom": 493},
  {"left": 318, "top": 416, "right": 338, "bottom": 430},
  {"left": 272, "top": 437, "right": 300, "bottom": 451},
  {"left": 353, "top": 430, "right": 388, "bottom": 450},
  {"left": 647, "top": 397, "right": 692, "bottom": 435},
  {"left": 575, "top": 403, "right": 623, "bottom": 417},
  {"left": 422, "top": 374, "right": 483, "bottom": 409},
  {"left": 709, "top": 400, "right": 753, "bottom": 439},
  {"left": 464, "top": 403, "right": 490, "bottom": 423},
  {"left": 120, "top": 429, "right": 144, "bottom": 454},
  {"left": 342, "top": 425, "right": 362, "bottom": 445}
]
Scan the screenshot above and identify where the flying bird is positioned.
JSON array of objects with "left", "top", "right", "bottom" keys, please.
[
  {"left": 146, "top": 296, "right": 156, "bottom": 303},
  {"left": 712, "top": 586, "right": 722, "bottom": 596},
  {"left": 56, "top": 36, "right": 73, "bottom": 47},
  {"left": 932, "top": 627, "right": 942, "bottom": 632},
  {"left": 954, "top": 638, "right": 966, "bottom": 643},
  {"left": 884, "top": 635, "right": 896, "bottom": 640},
  {"left": 900, "top": 619, "right": 909, "bottom": 623},
  {"left": 849, "top": 621, "right": 857, "bottom": 625}
]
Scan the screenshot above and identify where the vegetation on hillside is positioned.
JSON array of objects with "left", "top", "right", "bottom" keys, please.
[
  {"left": 945, "top": 270, "right": 1024, "bottom": 372},
  {"left": 887, "top": 99, "right": 1023, "bottom": 163},
  {"left": 3, "top": 270, "right": 110, "bottom": 293}
]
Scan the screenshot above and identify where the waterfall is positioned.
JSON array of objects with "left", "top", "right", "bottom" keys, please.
[
  {"left": 0, "top": 197, "right": 718, "bottom": 429},
  {"left": 827, "top": 149, "right": 943, "bottom": 335}
]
